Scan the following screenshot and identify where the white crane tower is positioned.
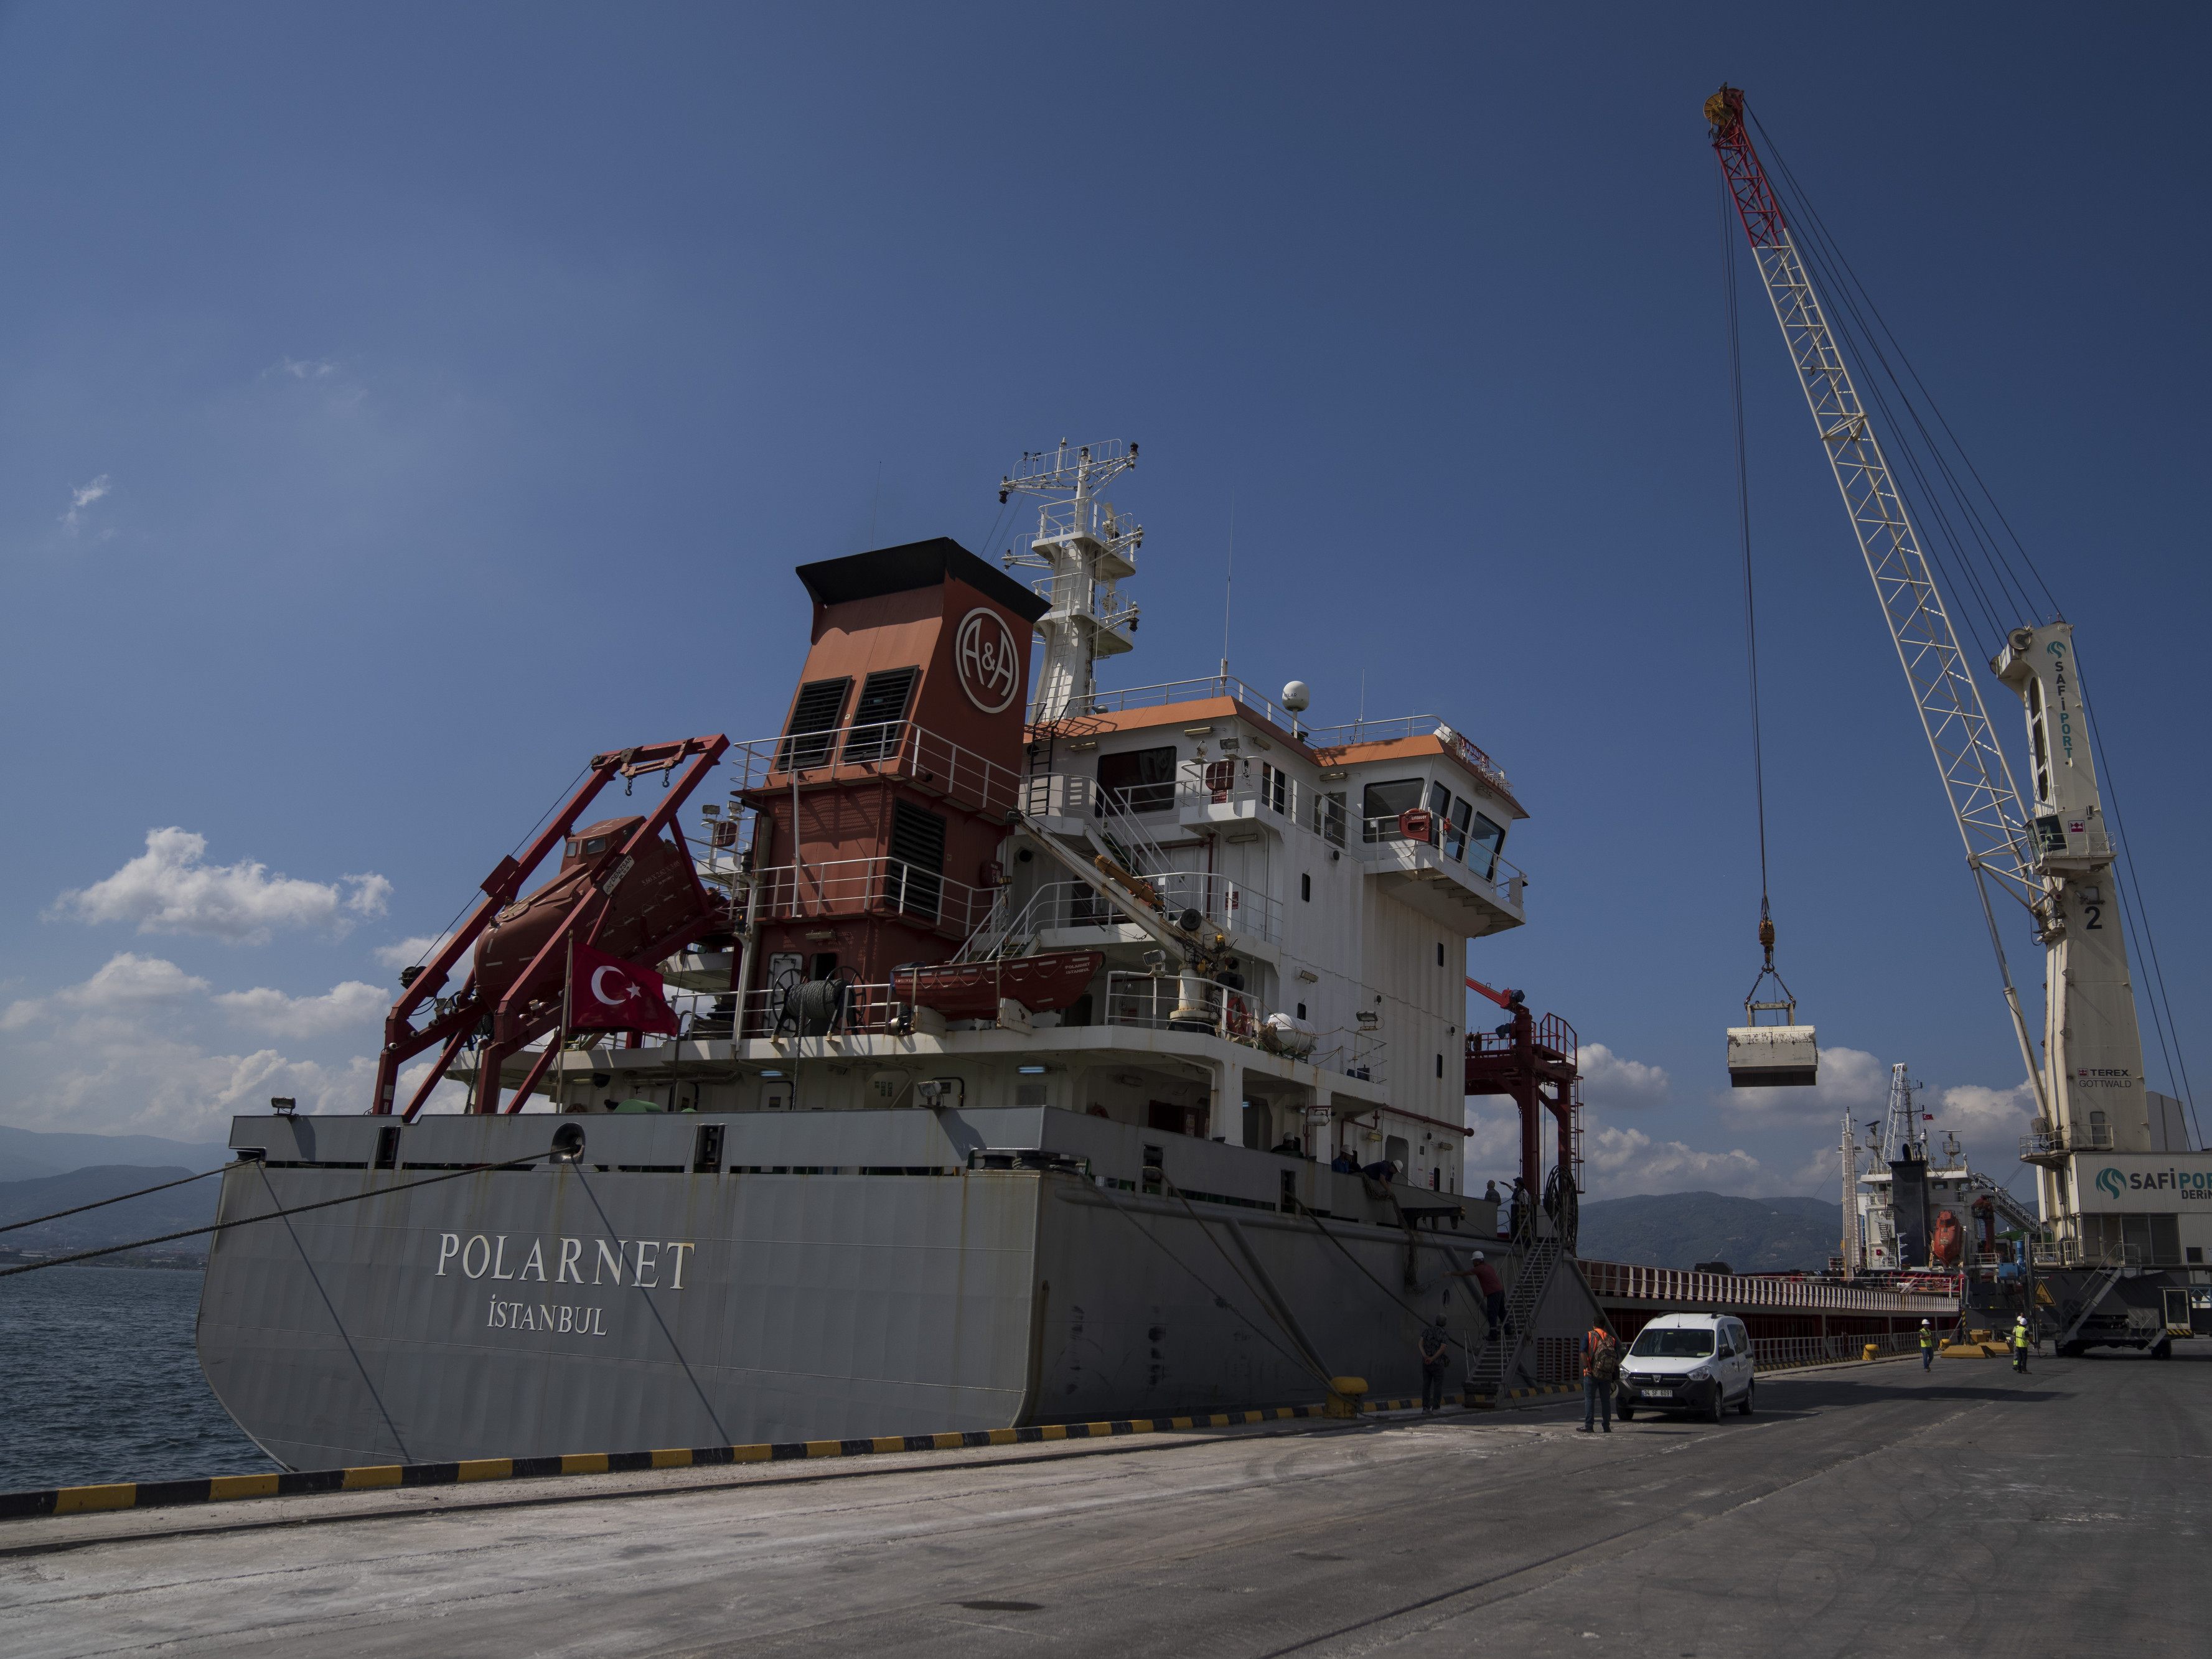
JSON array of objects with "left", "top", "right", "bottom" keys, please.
[
  {"left": 1707, "top": 86, "right": 2186, "bottom": 1266},
  {"left": 998, "top": 439, "right": 1142, "bottom": 723}
]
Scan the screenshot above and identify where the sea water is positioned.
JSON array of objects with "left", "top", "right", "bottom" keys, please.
[{"left": 0, "top": 1264, "right": 270, "bottom": 1491}]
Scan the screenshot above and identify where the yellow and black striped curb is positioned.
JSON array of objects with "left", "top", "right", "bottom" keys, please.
[
  {"left": 1468, "top": 1381, "right": 1580, "bottom": 1406},
  {"left": 5, "top": 1394, "right": 1497, "bottom": 1523}
]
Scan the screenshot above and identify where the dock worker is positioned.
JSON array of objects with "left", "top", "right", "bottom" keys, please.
[
  {"left": 1331, "top": 1147, "right": 1360, "bottom": 1174},
  {"left": 1919, "top": 1319, "right": 1936, "bottom": 1370},
  {"left": 1580, "top": 1322, "right": 1617, "bottom": 1434},
  {"left": 1419, "top": 1319, "right": 1451, "bottom": 1413},
  {"left": 1450, "top": 1250, "right": 1509, "bottom": 1345},
  {"left": 2011, "top": 1315, "right": 2031, "bottom": 1375}
]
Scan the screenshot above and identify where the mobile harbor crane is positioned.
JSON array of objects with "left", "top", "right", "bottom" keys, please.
[{"left": 1706, "top": 85, "right": 2205, "bottom": 1352}]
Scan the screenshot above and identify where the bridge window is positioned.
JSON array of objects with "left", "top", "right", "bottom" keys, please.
[
  {"left": 1361, "top": 778, "right": 1423, "bottom": 841},
  {"left": 1099, "top": 745, "right": 1176, "bottom": 815},
  {"left": 1467, "top": 811, "right": 1506, "bottom": 881}
]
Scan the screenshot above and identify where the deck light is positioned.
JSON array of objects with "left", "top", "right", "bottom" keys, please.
[{"left": 271, "top": 1096, "right": 297, "bottom": 1115}]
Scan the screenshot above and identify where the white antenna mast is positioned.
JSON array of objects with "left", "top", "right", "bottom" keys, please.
[
  {"left": 1220, "top": 495, "right": 1234, "bottom": 682},
  {"left": 999, "top": 439, "right": 1141, "bottom": 722}
]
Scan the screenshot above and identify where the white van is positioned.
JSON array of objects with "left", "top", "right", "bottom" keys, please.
[{"left": 1615, "top": 1313, "right": 1756, "bottom": 1423}]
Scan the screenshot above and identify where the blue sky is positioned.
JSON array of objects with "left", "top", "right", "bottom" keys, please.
[{"left": 0, "top": 4, "right": 2203, "bottom": 1199}]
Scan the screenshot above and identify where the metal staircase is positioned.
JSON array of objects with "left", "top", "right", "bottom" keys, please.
[
  {"left": 1465, "top": 1236, "right": 1565, "bottom": 1401},
  {"left": 2057, "top": 1255, "right": 2129, "bottom": 1350}
]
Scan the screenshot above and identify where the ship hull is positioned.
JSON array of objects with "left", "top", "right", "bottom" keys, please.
[{"left": 197, "top": 1108, "right": 1543, "bottom": 1470}]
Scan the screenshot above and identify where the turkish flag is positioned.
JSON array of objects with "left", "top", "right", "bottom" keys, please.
[{"left": 568, "top": 940, "right": 680, "bottom": 1035}]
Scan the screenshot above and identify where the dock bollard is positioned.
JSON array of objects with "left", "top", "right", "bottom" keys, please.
[
  {"left": 1862, "top": 1343, "right": 1879, "bottom": 1362},
  {"left": 1325, "top": 1376, "right": 1369, "bottom": 1418}
]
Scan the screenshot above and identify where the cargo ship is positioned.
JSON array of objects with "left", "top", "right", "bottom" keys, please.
[{"left": 196, "top": 442, "right": 1611, "bottom": 1470}]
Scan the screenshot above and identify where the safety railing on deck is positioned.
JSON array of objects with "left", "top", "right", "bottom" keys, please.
[
  {"left": 747, "top": 858, "right": 996, "bottom": 938},
  {"left": 1079, "top": 674, "right": 1293, "bottom": 730},
  {"left": 1306, "top": 717, "right": 1515, "bottom": 800},
  {"left": 726, "top": 722, "right": 1022, "bottom": 820}
]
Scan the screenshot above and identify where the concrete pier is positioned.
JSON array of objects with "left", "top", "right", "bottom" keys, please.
[{"left": 3, "top": 1352, "right": 2205, "bottom": 1656}]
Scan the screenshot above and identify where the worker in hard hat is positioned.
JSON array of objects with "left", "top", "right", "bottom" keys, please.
[
  {"left": 1919, "top": 1319, "right": 1936, "bottom": 1371},
  {"left": 2010, "top": 1314, "right": 2032, "bottom": 1375},
  {"left": 1450, "top": 1250, "right": 1509, "bottom": 1345}
]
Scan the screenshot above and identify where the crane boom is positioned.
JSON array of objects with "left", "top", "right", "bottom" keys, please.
[{"left": 1705, "top": 86, "right": 2052, "bottom": 1123}]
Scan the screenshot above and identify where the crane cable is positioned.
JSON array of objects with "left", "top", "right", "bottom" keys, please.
[{"left": 1718, "top": 167, "right": 1787, "bottom": 1011}]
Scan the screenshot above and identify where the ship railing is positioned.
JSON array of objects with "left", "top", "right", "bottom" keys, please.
[
  {"left": 1311, "top": 1030, "right": 1387, "bottom": 1086},
  {"left": 747, "top": 857, "right": 996, "bottom": 938},
  {"left": 726, "top": 721, "right": 1022, "bottom": 819},
  {"left": 1031, "top": 492, "right": 1140, "bottom": 553},
  {"left": 1306, "top": 716, "right": 1516, "bottom": 800},
  {"left": 663, "top": 981, "right": 913, "bottom": 1042},
  {"left": 1356, "top": 815, "right": 1526, "bottom": 904},
  {"left": 1102, "top": 971, "right": 1267, "bottom": 1049},
  {"left": 1018, "top": 774, "right": 1173, "bottom": 879},
  {"left": 971, "top": 877, "right": 1280, "bottom": 948},
  {"left": 1077, "top": 674, "right": 1294, "bottom": 731}
]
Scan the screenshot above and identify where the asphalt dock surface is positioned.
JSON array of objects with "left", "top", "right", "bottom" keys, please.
[{"left": 4, "top": 1351, "right": 2205, "bottom": 1657}]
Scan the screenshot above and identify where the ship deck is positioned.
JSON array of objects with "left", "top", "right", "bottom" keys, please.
[{"left": 7, "top": 1348, "right": 2204, "bottom": 1655}]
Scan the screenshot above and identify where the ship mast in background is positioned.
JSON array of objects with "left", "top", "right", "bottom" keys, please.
[{"left": 999, "top": 439, "right": 1143, "bottom": 721}]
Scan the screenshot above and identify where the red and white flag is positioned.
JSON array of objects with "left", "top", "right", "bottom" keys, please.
[{"left": 568, "top": 940, "right": 680, "bottom": 1035}]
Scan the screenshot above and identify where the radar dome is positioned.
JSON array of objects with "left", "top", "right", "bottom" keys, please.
[{"left": 1281, "top": 680, "right": 1311, "bottom": 714}]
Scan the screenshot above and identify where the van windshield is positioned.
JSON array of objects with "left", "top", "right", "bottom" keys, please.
[{"left": 1629, "top": 1328, "right": 1715, "bottom": 1359}]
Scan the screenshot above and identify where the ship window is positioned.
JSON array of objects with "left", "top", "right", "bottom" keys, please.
[
  {"left": 583, "top": 836, "right": 608, "bottom": 855},
  {"left": 1443, "top": 794, "right": 1473, "bottom": 861},
  {"left": 1362, "top": 779, "right": 1423, "bottom": 841},
  {"left": 779, "top": 678, "right": 851, "bottom": 772},
  {"left": 1436, "top": 942, "right": 1445, "bottom": 967},
  {"left": 1300, "top": 873, "right": 1311, "bottom": 902},
  {"left": 1435, "top": 1054, "right": 1443, "bottom": 1078},
  {"left": 841, "top": 666, "right": 920, "bottom": 763},
  {"left": 1099, "top": 745, "right": 1177, "bottom": 814},
  {"left": 1425, "top": 780, "right": 1452, "bottom": 843},
  {"left": 887, "top": 801, "right": 947, "bottom": 920},
  {"left": 1315, "top": 790, "right": 1347, "bottom": 848},
  {"left": 1296, "top": 1001, "right": 1306, "bottom": 1021},
  {"left": 1466, "top": 811, "right": 1506, "bottom": 880},
  {"left": 1261, "top": 762, "right": 1288, "bottom": 815}
]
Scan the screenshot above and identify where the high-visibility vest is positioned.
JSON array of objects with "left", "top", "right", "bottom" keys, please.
[
  {"left": 2012, "top": 1326, "right": 2030, "bottom": 1350},
  {"left": 1919, "top": 1329, "right": 1934, "bottom": 1348}
]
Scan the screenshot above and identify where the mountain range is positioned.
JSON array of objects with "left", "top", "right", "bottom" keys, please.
[{"left": 1576, "top": 1191, "right": 1845, "bottom": 1273}]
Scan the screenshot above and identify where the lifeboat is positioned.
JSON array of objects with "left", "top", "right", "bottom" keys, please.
[
  {"left": 471, "top": 816, "right": 718, "bottom": 1014},
  {"left": 891, "top": 951, "right": 1103, "bottom": 1021}
]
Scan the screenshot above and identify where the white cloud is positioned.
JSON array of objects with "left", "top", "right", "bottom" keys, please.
[
  {"left": 213, "top": 980, "right": 387, "bottom": 1040},
  {"left": 276, "top": 357, "right": 338, "bottom": 380},
  {"left": 1933, "top": 1079, "right": 2039, "bottom": 1139},
  {"left": 1578, "top": 1041, "right": 1669, "bottom": 1111},
  {"left": 1722, "top": 1043, "right": 1893, "bottom": 1118},
  {"left": 61, "top": 473, "right": 111, "bottom": 534},
  {"left": 1583, "top": 1126, "right": 1765, "bottom": 1199},
  {"left": 1, "top": 951, "right": 210, "bottom": 1030},
  {"left": 51, "top": 828, "right": 391, "bottom": 944},
  {"left": 373, "top": 932, "right": 456, "bottom": 971}
]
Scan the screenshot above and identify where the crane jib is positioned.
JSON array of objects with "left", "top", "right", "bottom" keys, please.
[{"left": 1702, "top": 84, "right": 2053, "bottom": 1123}]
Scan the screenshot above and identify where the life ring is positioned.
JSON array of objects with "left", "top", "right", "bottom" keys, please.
[{"left": 1397, "top": 807, "right": 1435, "bottom": 843}]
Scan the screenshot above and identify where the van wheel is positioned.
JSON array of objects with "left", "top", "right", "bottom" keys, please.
[
  {"left": 1618, "top": 1403, "right": 1636, "bottom": 1422},
  {"left": 1707, "top": 1388, "right": 1724, "bottom": 1424},
  {"left": 1738, "top": 1381, "right": 1755, "bottom": 1417}
]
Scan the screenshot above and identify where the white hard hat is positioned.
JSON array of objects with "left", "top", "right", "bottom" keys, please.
[
  {"left": 1921, "top": 1319, "right": 1931, "bottom": 1325},
  {"left": 1471, "top": 1250, "right": 1485, "bottom": 1260}
]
